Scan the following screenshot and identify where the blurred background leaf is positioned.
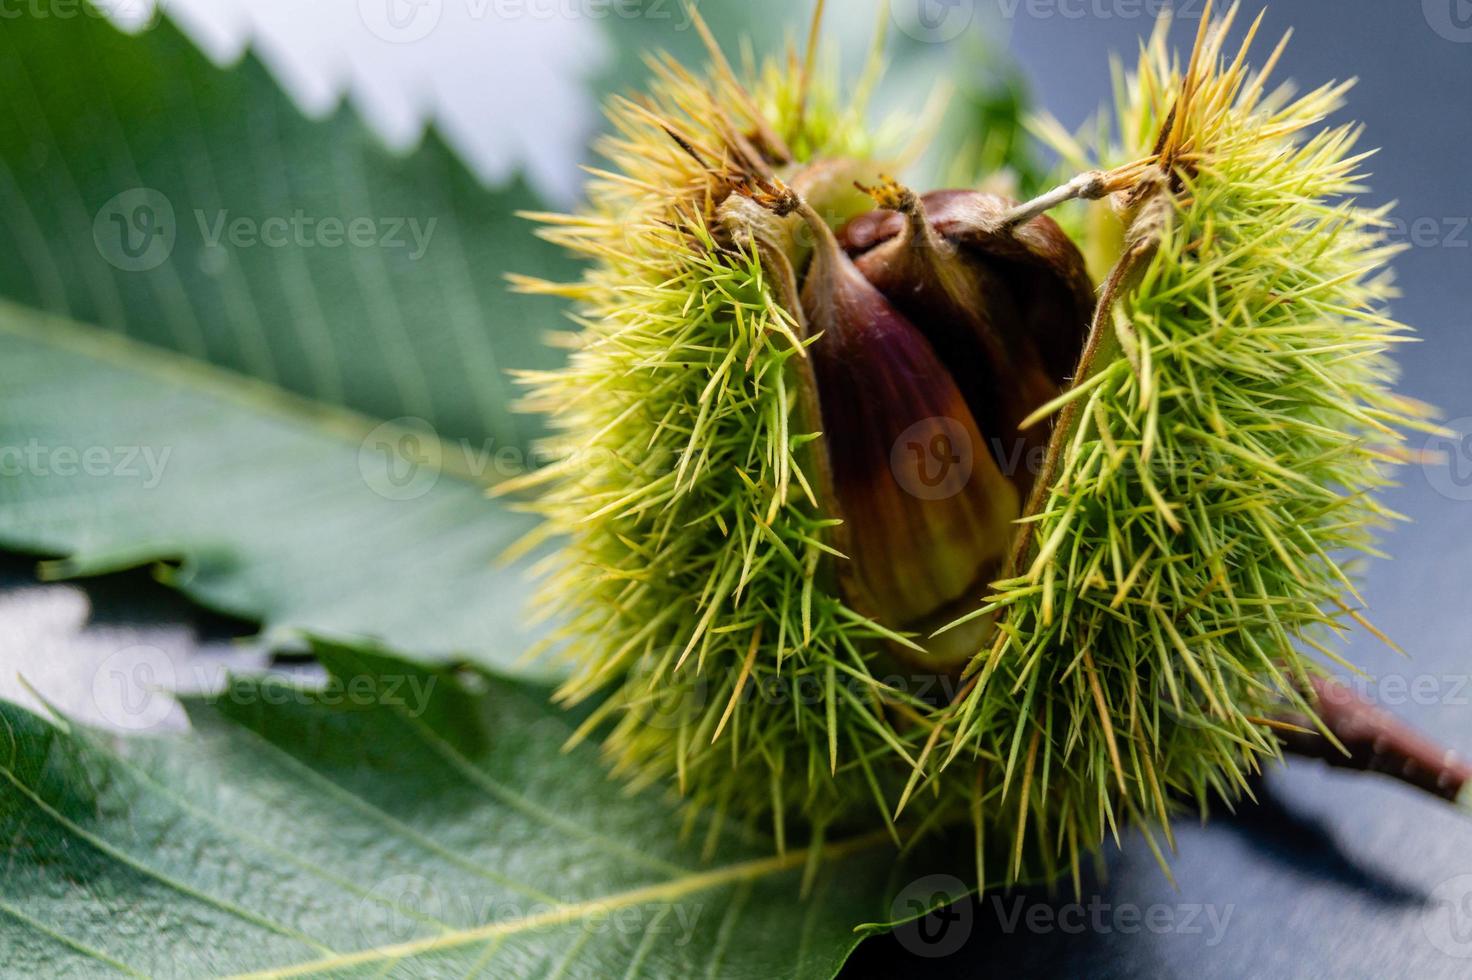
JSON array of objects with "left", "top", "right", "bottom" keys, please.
[{"left": 0, "top": 12, "right": 572, "bottom": 452}]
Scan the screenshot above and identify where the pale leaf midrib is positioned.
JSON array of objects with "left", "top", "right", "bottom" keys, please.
[{"left": 225, "top": 830, "right": 891, "bottom": 980}]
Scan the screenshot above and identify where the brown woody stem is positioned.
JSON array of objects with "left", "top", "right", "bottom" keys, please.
[{"left": 1277, "top": 674, "right": 1472, "bottom": 806}]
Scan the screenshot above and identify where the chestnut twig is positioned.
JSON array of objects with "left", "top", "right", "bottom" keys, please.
[{"left": 1277, "top": 675, "right": 1472, "bottom": 806}]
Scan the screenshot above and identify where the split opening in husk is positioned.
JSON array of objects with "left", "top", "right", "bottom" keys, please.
[{"left": 509, "top": 0, "right": 1469, "bottom": 886}]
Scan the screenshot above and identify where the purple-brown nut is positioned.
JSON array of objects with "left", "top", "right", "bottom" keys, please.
[{"left": 839, "top": 187, "right": 1095, "bottom": 503}]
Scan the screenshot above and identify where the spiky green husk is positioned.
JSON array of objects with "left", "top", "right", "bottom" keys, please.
[
  {"left": 505, "top": 36, "right": 970, "bottom": 847},
  {"left": 933, "top": 7, "right": 1436, "bottom": 885},
  {"left": 512, "top": 5, "right": 1430, "bottom": 883}
]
